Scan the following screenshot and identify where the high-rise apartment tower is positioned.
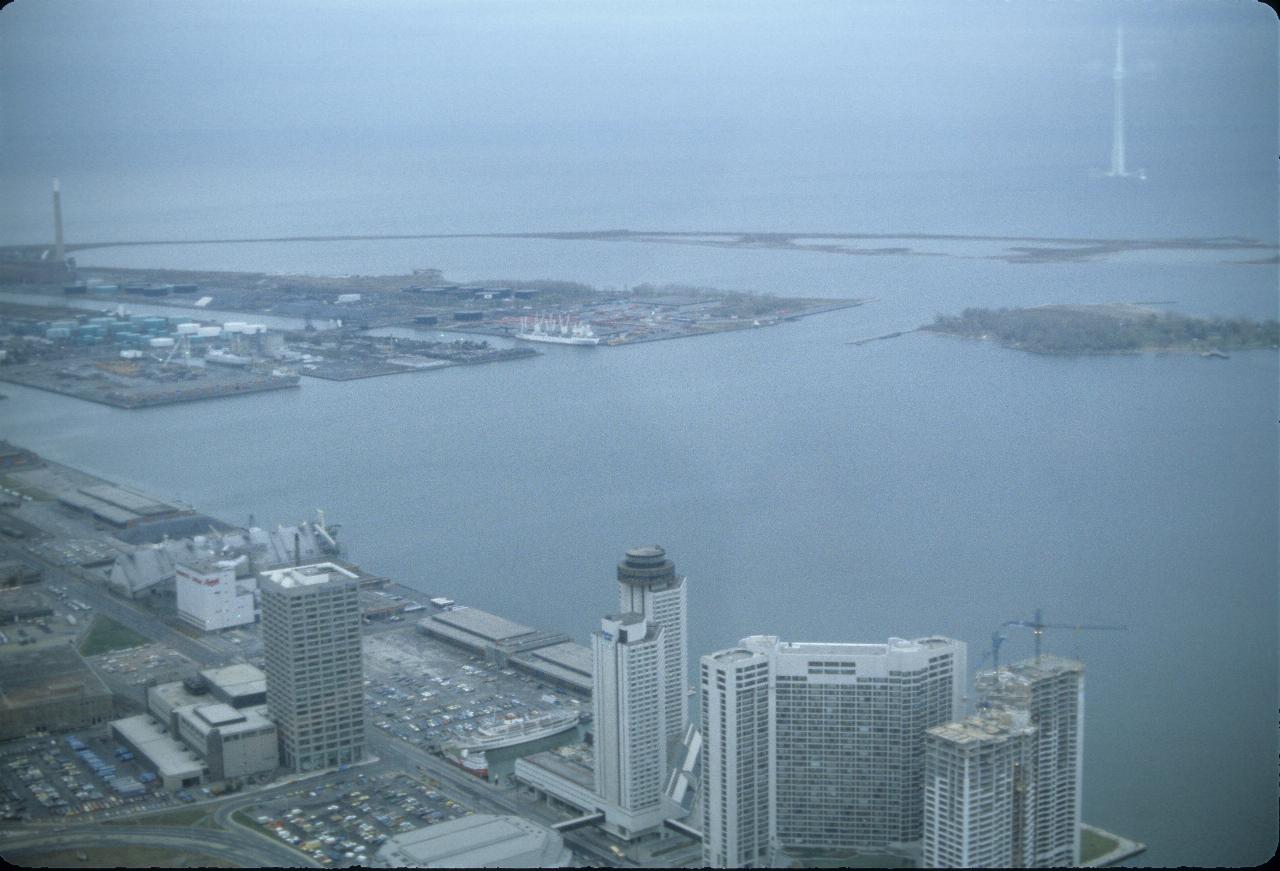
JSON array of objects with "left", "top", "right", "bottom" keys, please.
[
  {"left": 260, "top": 563, "right": 365, "bottom": 772},
  {"left": 617, "top": 546, "right": 687, "bottom": 744},
  {"left": 923, "top": 708, "right": 1037, "bottom": 868},
  {"left": 592, "top": 612, "right": 668, "bottom": 838},
  {"left": 974, "top": 656, "right": 1084, "bottom": 867},
  {"left": 700, "top": 645, "right": 771, "bottom": 868}
]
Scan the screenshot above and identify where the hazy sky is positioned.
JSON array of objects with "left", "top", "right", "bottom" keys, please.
[{"left": 1, "top": 0, "right": 1275, "bottom": 239}]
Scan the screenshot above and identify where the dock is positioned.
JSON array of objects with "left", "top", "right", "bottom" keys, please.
[
  {"left": 848, "top": 328, "right": 916, "bottom": 346},
  {"left": 1081, "top": 822, "right": 1147, "bottom": 867}
]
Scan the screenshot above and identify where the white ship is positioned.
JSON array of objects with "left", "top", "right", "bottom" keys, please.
[
  {"left": 443, "top": 710, "right": 580, "bottom": 779},
  {"left": 515, "top": 316, "right": 601, "bottom": 346},
  {"left": 205, "top": 349, "right": 253, "bottom": 367},
  {"left": 463, "top": 709, "right": 580, "bottom": 751}
]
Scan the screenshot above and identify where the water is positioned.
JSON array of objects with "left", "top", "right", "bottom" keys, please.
[
  {"left": 1, "top": 0, "right": 1276, "bottom": 864},
  {"left": 2, "top": 260, "right": 1274, "bottom": 865}
]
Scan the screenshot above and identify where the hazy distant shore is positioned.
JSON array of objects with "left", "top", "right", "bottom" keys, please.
[
  {"left": 921, "top": 303, "right": 1280, "bottom": 355},
  {"left": 6, "top": 230, "right": 1275, "bottom": 268}
]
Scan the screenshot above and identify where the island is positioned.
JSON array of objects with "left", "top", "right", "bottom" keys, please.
[{"left": 921, "top": 304, "right": 1279, "bottom": 355}]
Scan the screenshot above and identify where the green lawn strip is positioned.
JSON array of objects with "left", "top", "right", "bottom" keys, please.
[
  {"left": 10, "top": 845, "right": 237, "bottom": 868},
  {"left": 103, "top": 806, "right": 213, "bottom": 828},
  {"left": 78, "top": 614, "right": 151, "bottom": 656}
]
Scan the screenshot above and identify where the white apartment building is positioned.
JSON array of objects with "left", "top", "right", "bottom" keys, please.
[
  {"left": 616, "top": 546, "right": 687, "bottom": 744},
  {"left": 975, "top": 656, "right": 1084, "bottom": 867},
  {"left": 697, "top": 634, "right": 966, "bottom": 866},
  {"left": 175, "top": 558, "right": 256, "bottom": 631},
  {"left": 592, "top": 612, "right": 667, "bottom": 838},
  {"left": 767, "top": 635, "right": 966, "bottom": 852},
  {"left": 260, "top": 562, "right": 365, "bottom": 772},
  {"left": 923, "top": 708, "right": 1037, "bottom": 868},
  {"left": 700, "top": 646, "right": 771, "bottom": 868}
]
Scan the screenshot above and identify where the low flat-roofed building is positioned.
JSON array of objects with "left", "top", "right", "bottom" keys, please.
[
  {"left": 147, "top": 679, "right": 207, "bottom": 725},
  {"left": 418, "top": 608, "right": 569, "bottom": 664},
  {"left": 510, "top": 641, "right": 593, "bottom": 694},
  {"left": 174, "top": 702, "right": 277, "bottom": 781},
  {"left": 0, "top": 560, "right": 41, "bottom": 588},
  {"left": 201, "top": 663, "right": 267, "bottom": 709},
  {"left": 110, "top": 714, "right": 205, "bottom": 790},
  {"left": 58, "top": 484, "right": 190, "bottom": 529},
  {"left": 421, "top": 607, "right": 536, "bottom": 651},
  {"left": 514, "top": 749, "right": 599, "bottom": 815},
  {"left": 371, "top": 813, "right": 571, "bottom": 868},
  {"left": 0, "top": 645, "right": 113, "bottom": 740}
]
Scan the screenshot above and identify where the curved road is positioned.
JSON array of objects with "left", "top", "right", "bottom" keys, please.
[{"left": 1, "top": 823, "right": 314, "bottom": 868}]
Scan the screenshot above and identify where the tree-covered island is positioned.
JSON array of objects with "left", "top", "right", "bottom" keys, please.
[{"left": 921, "top": 304, "right": 1279, "bottom": 354}]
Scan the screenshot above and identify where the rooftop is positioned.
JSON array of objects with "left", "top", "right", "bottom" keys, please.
[
  {"left": 373, "top": 814, "right": 570, "bottom": 868},
  {"left": 111, "top": 715, "right": 204, "bottom": 777},
  {"left": 201, "top": 663, "right": 267, "bottom": 699},
  {"left": 260, "top": 561, "right": 357, "bottom": 589},
  {"left": 429, "top": 607, "right": 535, "bottom": 643},
  {"left": 928, "top": 710, "right": 1034, "bottom": 745},
  {"left": 0, "top": 645, "right": 111, "bottom": 711},
  {"left": 526, "top": 641, "right": 592, "bottom": 677},
  {"left": 195, "top": 703, "right": 245, "bottom": 727}
]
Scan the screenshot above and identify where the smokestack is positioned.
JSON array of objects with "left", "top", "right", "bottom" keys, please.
[
  {"left": 52, "top": 178, "right": 65, "bottom": 263},
  {"left": 294, "top": 531, "right": 301, "bottom": 567}
]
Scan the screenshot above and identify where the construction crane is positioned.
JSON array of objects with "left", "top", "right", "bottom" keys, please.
[{"left": 996, "top": 607, "right": 1128, "bottom": 666}]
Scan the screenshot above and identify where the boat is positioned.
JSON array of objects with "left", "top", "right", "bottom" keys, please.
[
  {"left": 514, "top": 316, "right": 601, "bottom": 346},
  {"left": 443, "top": 746, "right": 489, "bottom": 779},
  {"left": 205, "top": 349, "right": 253, "bottom": 367},
  {"left": 462, "top": 709, "right": 580, "bottom": 751}
]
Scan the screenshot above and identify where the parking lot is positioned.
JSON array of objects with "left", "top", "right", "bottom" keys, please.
[
  {"left": 0, "top": 732, "right": 182, "bottom": 821},
  {"left": 362, "top": 628, "right": 585, "bottom": 758},
  {"left": 245, "top": 769, "right": 473, "bottom": 866}
]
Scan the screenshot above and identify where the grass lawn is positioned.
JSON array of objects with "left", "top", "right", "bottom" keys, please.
[
  {"left": 1081, "top": 827, "right": 1121, "bottom": 863},
  {"left": 78, "top": 615, "right": 150, "bottom": 656},
  {"left": 9, "top": 846, "right": 237, "bottom": 868},
  {"left": 104, "top": 807, "right": 214, "bottom": 828}
]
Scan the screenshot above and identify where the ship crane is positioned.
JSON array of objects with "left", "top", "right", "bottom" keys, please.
[{"left": 996, "top": 607, "right": 1128, "bottom": 666}]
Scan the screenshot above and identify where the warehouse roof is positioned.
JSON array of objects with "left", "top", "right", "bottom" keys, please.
[{"left": 372, "top": 814, "right": 570, "bottom": 868}]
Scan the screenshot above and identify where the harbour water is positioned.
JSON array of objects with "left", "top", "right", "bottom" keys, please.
[{"left": 2, "top": 238, "right": 1275, "bottom": 866}]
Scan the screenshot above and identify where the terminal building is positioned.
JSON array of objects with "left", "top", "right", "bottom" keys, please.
[
  {"left": 416, "top": 607, "right": 591, "bottom": 694},
  {"left": 56, "top": 483, "right": 193, "bottom": 530},
  {"left": 371, "top": 814, "right": 571, "bottom": 868}
]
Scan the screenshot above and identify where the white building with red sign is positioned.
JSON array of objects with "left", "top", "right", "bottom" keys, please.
[{"left": 175, "top": 558, "right": 257, "bottom": 631}]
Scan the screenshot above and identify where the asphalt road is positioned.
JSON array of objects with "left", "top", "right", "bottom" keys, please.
[
  {"left": 0, "top": 822, "right": 314, "bottom": 868},
  {"left": 0, "top": 541, "right": 224, "bottom": 667}
]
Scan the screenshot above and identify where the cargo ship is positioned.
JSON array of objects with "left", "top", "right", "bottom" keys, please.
[{"left": 514, "top": 316, "right": 600, "bottom": 346}]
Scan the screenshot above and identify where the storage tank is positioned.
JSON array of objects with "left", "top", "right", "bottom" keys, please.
[
  {"left": 222, "top": 322, "right": 247, "bottom": 334},
  {"left": 176, "top": 323, "right": 200, "bottom": 335},
  {"left": 195, "top": 326, "right": 222, "bottom": 338},
  {"left": 149, "top": 337, "right": 175, "bottom": 348}
]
